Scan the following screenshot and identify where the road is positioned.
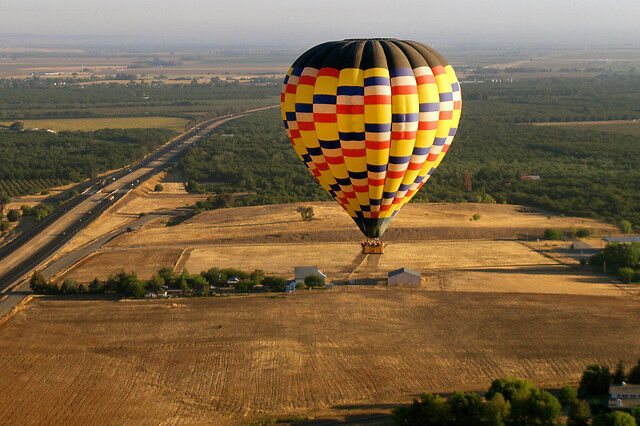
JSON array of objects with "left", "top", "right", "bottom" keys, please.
[{"left": 0, "top": 106, "right": 276, "bottom": 315}]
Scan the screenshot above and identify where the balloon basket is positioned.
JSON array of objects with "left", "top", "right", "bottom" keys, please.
[{"left": 361, "top": 240, "right": 385, "bottom": 254}]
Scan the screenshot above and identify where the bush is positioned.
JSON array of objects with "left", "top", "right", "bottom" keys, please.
[
  {"left": 486, "top": 377, "right": 533, "bottom": 402},
  {"left": 7, "top": 209, "right": 20, "bottom": 222},
  {"left": 89, "top": 278, "right": 106, "bottom": 294},
  {"left": 593, "top": 411, "right": 636, "bottom": 426},
  {"left": 619, "top": 220, "right": 633, "bottom": 234},
  {"left": 0, "top": 222, "right": 9, "bottom": 232},
  {"left": 575, "top": 228, "right": 593, "bottom": 238},
  {"left": 568, "top": 400, "right": 591, "bottom": 426},
  {"left": 234, "top": 280, "right": 254, "bottom": 292},
  {"left": 154, "top": 183, "right": 164, "bottom": 192},
  {"left": 631, "top": 407, "right": 640, "bottom": 425},
  {"left": 297, "top": 206, "right": 314, "bottom": 221},
  {"left": 472, "top": 213, "right": 481, "bottom": 221},
  {"left": 629, "top": 359, "right": 640, "bottom": 384},
  {"left": 578, "top": 364, "right": 612, "bottom": 398},
  {"left": 146, "top": 274, "right": 165, "bottom": 293},
  {"left": 60, "top": 278, "right": 83, "bottom": 294},
  {"left": 262, "top": 276, "right": 286, "bottom": 292},
  {"left": 250, "top": 269, "right": 265, "bottom": 284},
  {"left": 543, "top": 228, "right": 563, "bottom": 240},
  {"left": 304, "top": 274, "right": 324, "bottom": 288},
  {"left": 558, "top": 385, "right": 579, "bottom": 406},
  {"left": 392, "top": 393, "right": 449, "bottom": 426},
  {"left": 618, "top": 267, "right": 637, "bottom": 283},
  {"left": 188, "top": 275, "right": 209, "bottom": 296},
  {"left": 509, "top": 388, "right": 561, "bottom": 425}
]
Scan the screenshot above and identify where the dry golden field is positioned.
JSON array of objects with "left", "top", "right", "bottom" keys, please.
[{"left": 0, "top": 289, "right": 639, "bottom": 424}]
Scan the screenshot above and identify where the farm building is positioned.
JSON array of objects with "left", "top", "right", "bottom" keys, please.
[
  {"left": 294, "top": 266, "right": 326, "bottom": 284},
  {"left": 603, "top": 236, "right": 640, "bottom": 243},
  {"left": 387, "top": 268, "right": 421, "bottom": 287},
  {"left": 609, "top": 383, "right": 640, "bottom": 409},
  {"left": 226, "top": 277, "right": 240, "bottom": 286}
]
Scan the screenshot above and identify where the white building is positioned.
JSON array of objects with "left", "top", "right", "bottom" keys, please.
[
  {"left": 609, "top": 383, "right": 640, "bottom": 409},
  {"left": 388, "top": 268, "right": 421, "bottom": 287}
]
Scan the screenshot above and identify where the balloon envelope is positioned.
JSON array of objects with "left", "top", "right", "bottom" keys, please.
[{"left": 281, "top": 39, "right": 461, "bottom": 238}]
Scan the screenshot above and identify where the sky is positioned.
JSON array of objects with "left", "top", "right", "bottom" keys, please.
[{"left": 1, "top": 0, "right": 639, "bottom": 48}]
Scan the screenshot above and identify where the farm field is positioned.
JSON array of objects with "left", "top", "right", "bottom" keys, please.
[
  {"left": 0, "top": 290, "right": 639, "bottom": 424},
  {"left": 0, "top": 116, "right": 189, "bottom": 132},
  {"left": 56, "top": 200, "right": 637, "bottom": 300},
  {"left": 532, "top": 120, "right": 640, "bottom": 136}
]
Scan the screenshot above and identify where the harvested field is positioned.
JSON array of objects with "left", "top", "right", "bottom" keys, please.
[
  {"left": 109, "top": 202, "right": 617, "bottom": 247},
  {"left": 63, "top": 248, "right": 183, "bottom": 282},
  {"left": 0, "top": 290, "right": 639, "bottom": 424},
  {"left": 0, "top": 116, "right": 189, "bottom": 131},
  {"left": 183, "top": 240, "right": 553, "bottom": 280}
]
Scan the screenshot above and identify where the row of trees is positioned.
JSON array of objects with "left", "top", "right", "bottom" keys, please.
[
  {"left": 29, "top": 266, "right": 325, "bottom": 298},
  {"left": 393, "top": 360, "right": 640, "bottom": 426},
  {"left": 0, "top": 128, "right": 176, "bottom": 197}
]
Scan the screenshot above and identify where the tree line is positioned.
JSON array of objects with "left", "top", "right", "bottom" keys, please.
[{"left": 393, "top": 359, "right": 640, "bottom": 425}]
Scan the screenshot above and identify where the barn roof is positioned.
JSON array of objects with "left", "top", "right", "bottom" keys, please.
[
  {"left": 603, "top": 236, "right": 640, "bottom": 243},
  {"left": 294, "top": 266, "right": 326, "bottom": 277},
  {"left": 388, "top": 267, "right": 420, "bottom": 278}
]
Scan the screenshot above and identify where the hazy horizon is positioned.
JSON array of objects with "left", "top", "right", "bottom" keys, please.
[{"left": 1, "top": 0, "right": 640, "bottom": 49}]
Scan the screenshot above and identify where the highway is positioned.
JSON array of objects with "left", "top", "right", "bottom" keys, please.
[{"left": 0, "top": 106, "right": 276, "bottom": 300}]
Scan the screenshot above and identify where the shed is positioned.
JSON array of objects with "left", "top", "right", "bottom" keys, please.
[
  {"left": 285, "top": 280, "right": 297, "bottom": 293},
  {"left": 387, "top": 268, "right": 421, "bottom": 287},
  {"left": 294, "top": 266, "right": 326, "bottom": 285},
  {"left": 226, "top": 277, "right": 239, "bottom": 286}
]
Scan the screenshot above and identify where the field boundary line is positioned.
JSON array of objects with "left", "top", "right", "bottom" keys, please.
[
  {"left": 0, "top": 295, "right": 33, "bottom": 328},
  {"left": 50, "top": 250, "right": 101, "bottom": 282}
]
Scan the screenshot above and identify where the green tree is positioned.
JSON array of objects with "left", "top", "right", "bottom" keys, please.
[
  {"left": 568, "top": 400, "right": 591, "bottom": 426},
  {"left": 189, "top": 275, "right": 209, "bottom": 296},
  {"left": 89, "top": 278, "right": 105, "bottom": 294},
  {"left": 262, "top": 276, "right": 286, "bottom": 292},
  {"left": 154, "top": 183, "right": 164, "bottom": 192},
  {"left": 618, "top": 267, "right": 637, "bottom": 283},
  {"left": 304, "top": 274, "right": 324, "bottom": 288},
  {"left": 543, "top": 228, "right": 564, "bottom": 240},
  {"left": 631, "top": 407, "right": 640, "bottom": 425},
  {"left": 486, "top": 377, "right": 534, "bottom": 402},
  {"left": 7, "top": 209, "right": 20, "bottom": 222},
  {"left": 629, "top": 359, "right": 640, "bottom": 384},
  {"left": 446, "top": 392, "right": 484, "bottom": 425},
  {"left": 8, "top": 121, "right": 24, "bottom": 131},
  {"left": 250, "top": 269, "right": 265, "bottom": 284},
  {"left": 579, "top": 364, "right": 612, "bottom": 398},
  {"left": 482, "top": 393, "right": 510, "bottom": 426},
  {"left": 593, "top": 411, "right": 637, "bottom": 426},
  {"left": 29, "top": 270, "right": 48, "bottom": 293},
  {"left": 613, "top": 361, "right": 626, "bottom": 385},
  {"left": 392, "top": 393, "right": 449, "bottom": 426},
  {"left": 619, "top": 220, "right": 633, "bottom": 234},
  {"left": 146, "top": 274, "right": 165, "bottom": 293},
  {"left": 558, "top": 385, "right": 579, "bottom": 406},
  {"left": 509, "top": 387, "right": 562, "bottom": 426},
  {"left": 158, "top": 267, "right": 176, "bottom": 287}
]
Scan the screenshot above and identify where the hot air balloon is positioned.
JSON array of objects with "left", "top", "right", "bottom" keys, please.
[{"left": 280, "top": 39, "right": 461, "bottom": 246}]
